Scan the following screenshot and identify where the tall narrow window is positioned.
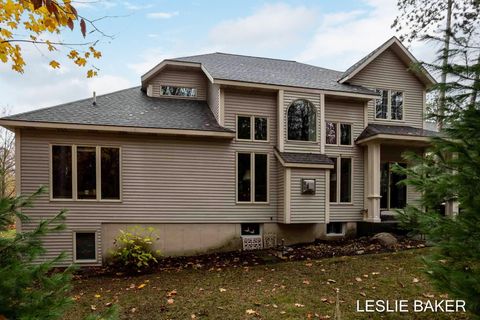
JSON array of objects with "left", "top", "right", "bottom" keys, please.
[
  {"left": 237, "top": 153, "right": 251, "bottom": 202},
  {"left": 237, "top": 153, "right": 268, "bottom": 203},
  {"left": 340, "top": 124, "right": 352, "bottom": 145},
  {"left": 101, "top": 147, "right": 120, "bottom": 200},
  {"left": 77, "top": 146, "right": 97, "bottom": 200},
  {"left": 237, "top": 116, "right": 251, "bottom": 140},
  {"left": 75, "top": 232, "right": 96, "bottom": 261},
  {"left": 329, "top": 157, "right": 352, "bottom": 203},
  {"left": 52, "top": 145, "right": 72, "bottom": 199},
  {"left": 391, "top": 91, "right": 403, "bottom": 120},
  {"left": 375, "top": 89, "right": 388, "bottom": 119},
  {"left": 326, "top": 122, "right": 337, "bottom": 145},
  {"left": 287, "top": 99, "right": 316, "bottom": 141},
  {"left": 329, "top": 157, "right": 337, "bottom": 202},
  {"left": 340, "top": 158, "right": 352, "bottom": 202},
  {"left": 254, "top": 154, "right": 267, "bottom": 202},
  {"left": 254, "top": 117, "right": 268, "bottom": 141}
]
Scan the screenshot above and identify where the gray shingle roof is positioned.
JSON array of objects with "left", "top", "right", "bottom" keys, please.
[
  {"left": 276, "top": 149, "right": 334, "bottom": 166},
  {"left": 356, "top": 123, "right": 438, "bottom": 142},
  {"left": 3, "top": 87, "right": 231, "bottom": 133},
  {"left": 172, "top": 53, "right": 376, "bottom": 96}
]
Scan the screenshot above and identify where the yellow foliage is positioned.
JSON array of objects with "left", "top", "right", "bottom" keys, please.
[{"left": 0, "top": 0, "right": 101, "bottom": 75}]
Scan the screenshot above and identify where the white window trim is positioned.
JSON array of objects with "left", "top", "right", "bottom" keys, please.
[
  {"left": 50, "top": 144, "right": 122, "bottom": 202},
  {"left": 235, "top": 114, "right": 269, "bottom": 142},
  {"left": 374, "top": 89, "right": 405, "bottom": 122},
  {"left": 286, "top": 99, "right": 318, "bottom": 143},
  {"left": 325, "top": 222, "right": 346, "bottom": 236},
  {"left": 73, "top": 230, "right": 98, "bottom": 263},
  {"left": 159, "top": 84, "right": 198, "bottom": 98},
  {"left": 329, "top": 156, "right": 354, "bottom": 205},
  {"left": 325, "top": 122, "right": 353, "bottom": 146},
  {"left": 235, "top": 152, "right": 270, "bottom": 204}
]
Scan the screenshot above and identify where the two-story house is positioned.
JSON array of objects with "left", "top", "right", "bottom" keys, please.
[{"left": 0, "top": 37, "right": 438, "bottom": 265}]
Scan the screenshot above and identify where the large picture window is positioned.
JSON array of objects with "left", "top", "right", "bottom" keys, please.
[
  {"left": 236, "top": 115, "right": 268, "bottom": 141},
  {"left": 375, "top": 89, "right": 403, "bottom": 120},
  {"left": 51, "top": 145, "right": 121, "bottom": 201},
  {"left": 287, "top": 99, "right": 316, "bottom": 141},
  {"left": 329, "top": 157, "right": 352, "bottom": 203},
  {"left": 51, "top": 145, "right": 73, "bottom": 199},
  {"left": 237, "top": 152, "right": 268, "bottom": 203}
]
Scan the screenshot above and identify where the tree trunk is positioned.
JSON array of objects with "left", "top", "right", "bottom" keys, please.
[{"left": 437, "top": 0, "right": 453, "bottom": 130}]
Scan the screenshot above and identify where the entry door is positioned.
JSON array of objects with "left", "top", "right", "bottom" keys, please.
[{"left": 380, "top": 162, "right": 407, "bottom": 210}]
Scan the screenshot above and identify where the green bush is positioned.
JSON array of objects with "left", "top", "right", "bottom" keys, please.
[{"left": 110, "top": 226, "right": 160, "bottom": 273}]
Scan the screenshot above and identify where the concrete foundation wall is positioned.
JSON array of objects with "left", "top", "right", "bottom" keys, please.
[{"left": 102, "top": 222, "right": 358, "bottom": 261}]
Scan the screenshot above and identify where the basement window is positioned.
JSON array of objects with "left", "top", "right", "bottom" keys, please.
[
  {"left": 160, "top": 85, "right": 197, "bottom": 97},
  {"left": 241, "top": 223, "right": 261, "bottom": 236},
  {"left": 326, "top": 222, "right": 344, "bottom": 235},
  {"left": 74, "top": 232, "right": 97, "bottom": 262}
]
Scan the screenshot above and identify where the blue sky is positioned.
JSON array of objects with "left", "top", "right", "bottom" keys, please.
[{"left": 0, "top": 0, "right": 432, "bottom": 114}]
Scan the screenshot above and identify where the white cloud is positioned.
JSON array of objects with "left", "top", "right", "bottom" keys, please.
[
  {"left": 124, "top": 2, "right": 153, "bottom": 10},
  {"left": 296, "top": 0, "right": 398, "bottom": 70},
  {"left": 127, "top": 48, "right": 179, "bottom": 75},
  {"left": 146, "top": 11, "right": 179, "bottom": 19},
  {"left": 208, "top": 3, "right": 316, "bottom": 52}
]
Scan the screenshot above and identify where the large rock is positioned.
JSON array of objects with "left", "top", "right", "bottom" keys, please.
[{"left": 371, "top": 232, "right": 398, "bottom": 247}]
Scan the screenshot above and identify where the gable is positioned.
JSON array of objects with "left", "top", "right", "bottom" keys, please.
[{"left": 145, "top": 65, "right": 209, "bottom": 100}]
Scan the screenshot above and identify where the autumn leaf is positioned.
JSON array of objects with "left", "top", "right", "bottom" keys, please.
[
  {"left": 90, "top": 305, "right": 96, "bottom": 311},
  {"left": 80, "top": 18, "right": 86, "bottom": 37},
  {"left": 294, "top": 303, "right": 305, "bottom": 307},
  {"left": 219, "top": 288, "right": 227, "bottom": 292},
  {"left": 94, "top": 294, "right": 101, "bottom": 298},
  {"left": 49, "top": 60, "right": 60, "bottom": 69},
  {"left": 412, "top": 278, "right": 420, "bottom": 283},
  {"left": 245, "top": 309, "right": 259, "bottom": 315},
  {"left": 167, "top": 298, "right": 174, "bottom": 304},
  {"left": 87, "top": 69, "right": 98, "bottom": 78},
  {"left": 355, "top": 277, "right": 363, "bottom": 282},
  {"left": 137, "top": 283, "right": 146, "bottom": 289}
]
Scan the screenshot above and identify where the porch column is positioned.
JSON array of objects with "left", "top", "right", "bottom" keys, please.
[{"left": 366, "top": 142, "right": 381, "bottom": 222}]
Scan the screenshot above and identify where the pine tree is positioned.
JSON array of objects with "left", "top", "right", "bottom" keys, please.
[{"left": 0, "top": 187, "right": 74, "bottom": 319}]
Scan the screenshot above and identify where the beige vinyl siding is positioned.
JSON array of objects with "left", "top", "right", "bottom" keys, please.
[
  {"left": 207, "top": 82, "right": 220, "bottom": 123},
  {"left": 277, "top": 165, "right": 285, "bottom": 222},
  {"left": 149, "top": 67, "right": 208, "bottom": 100},
  {"left": 325, "top": 97, "right": 365, "bottom": 222},
  {"left": 348, "top": 48, "right": 425, "bottom": 128},
  {"left": 224, "top": 88, "right": 278, "bottom": 207},
  {"left": 289, "top": 168, "right": 326, "bottom": 223},
  {"left": 283, "top": 91, "right": 321, "bottom": 153},
  {"left": 20, "top": 126, "right": 278, "bottom": 264}
]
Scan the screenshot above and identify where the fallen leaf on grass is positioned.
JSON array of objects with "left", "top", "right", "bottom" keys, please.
[
  {"left": 412, "top": 278, "right": 420, "bottom": 283},
  {"left": 303, "top": 280, "right": 310, "bottom": 285},
  {"left": 294, "top": 303, "right": 305, "bottom": 307},
  {"left": 130, "top": 308, "right": 137, "bottom": 313},
  {"left": 219, "top": 288, "right": 227, "bottom": 292},
  {"left": 423, "top": 293, "right": 435, "bottom": 298},
  {"left": 191, "top": 314, "right": 196, "bottom": 319},
  {"left": 167, "top": 298, "right": 174, "bottom": 304},
  {"left": 94, "top": 294, "right": 101, "bottom": 298},
  {"left": 246, "top": 309, "right": 259, "bottom": 315},
  {"left": 105, "top": 302, "right": 112, "bottom": 307},
  {"left": 167, "top": 289, "right": 177, "bottom": 297},
  {"left": 305, "top": 263, "right": 313, "bottom": 267},
  {"left": 359, "top": 292, "right": 366, "bottom": 297},
  {"left": 280, "top": 311, "right": 286, "bottom": 314},
  {"left": 355, "top": 277, "right": 363, "bottom": 282},
  {"left": 137, "top": 283, "right": 147, "bottom": 289},
  {"left": 90, "top": 305, "right": 96, "bottom": 311},
  {"left": 371, "top": 272, "right": 380, "bottom": 275},
  {"left": 327, "top": 279, "right": 336, "bottom": 283}
]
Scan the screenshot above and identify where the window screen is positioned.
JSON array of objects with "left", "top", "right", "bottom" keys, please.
[{"left": 52, "top": 145, "right": 72, "bottom": 199}]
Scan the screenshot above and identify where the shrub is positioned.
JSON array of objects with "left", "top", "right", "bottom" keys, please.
[{"left": 110, "top": 226, "right": 160, "bottom": 273}]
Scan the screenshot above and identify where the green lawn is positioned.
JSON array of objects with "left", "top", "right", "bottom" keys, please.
[{"left": 67, "top": 249, "right": 469, "bottom": 320}]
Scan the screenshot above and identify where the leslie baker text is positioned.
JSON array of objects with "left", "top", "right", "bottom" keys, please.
[{"left": 356, "top": 299, "right": 466, "bottom": 313}]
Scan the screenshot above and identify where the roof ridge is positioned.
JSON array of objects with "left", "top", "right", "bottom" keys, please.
[
  {"left": 213, "top": 52, "right": 297, "bottom": 63},
  {"left": 3, "top": 86, "right": 141, "bottom": 120}
]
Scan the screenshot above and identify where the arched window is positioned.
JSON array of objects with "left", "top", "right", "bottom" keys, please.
[{"left": 287, "top": 99, "right": 317, "bottom": 141}]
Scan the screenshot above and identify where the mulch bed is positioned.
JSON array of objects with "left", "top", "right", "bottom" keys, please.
[{"left": 74, "top": 235, "right": 426, "bottom": 279}]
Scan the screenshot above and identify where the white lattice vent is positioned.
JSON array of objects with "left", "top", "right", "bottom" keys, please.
[
  {"left": 263, "top": 233, "right": 277, "bottom": 249},
  {"left": 242, "top": 235, "right": 263, "bottom": 251}
]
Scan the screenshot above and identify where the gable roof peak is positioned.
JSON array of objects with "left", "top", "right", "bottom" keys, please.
[{"left": 338, "top": 36, "right": 436, "bottom": 87}]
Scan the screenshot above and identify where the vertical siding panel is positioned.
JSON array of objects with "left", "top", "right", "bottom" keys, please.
[
  {"left": 348, "top": 48, "right": 425, "bottom": 128},
  {"left": 325, "top": 98, "right": 365, "bottom": 222},
  {"left": 289, "top": 168, "right": 326, "bottom": 223},
  {"left": 207, "top": 82, "right": 220, "bottom": 123}
]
